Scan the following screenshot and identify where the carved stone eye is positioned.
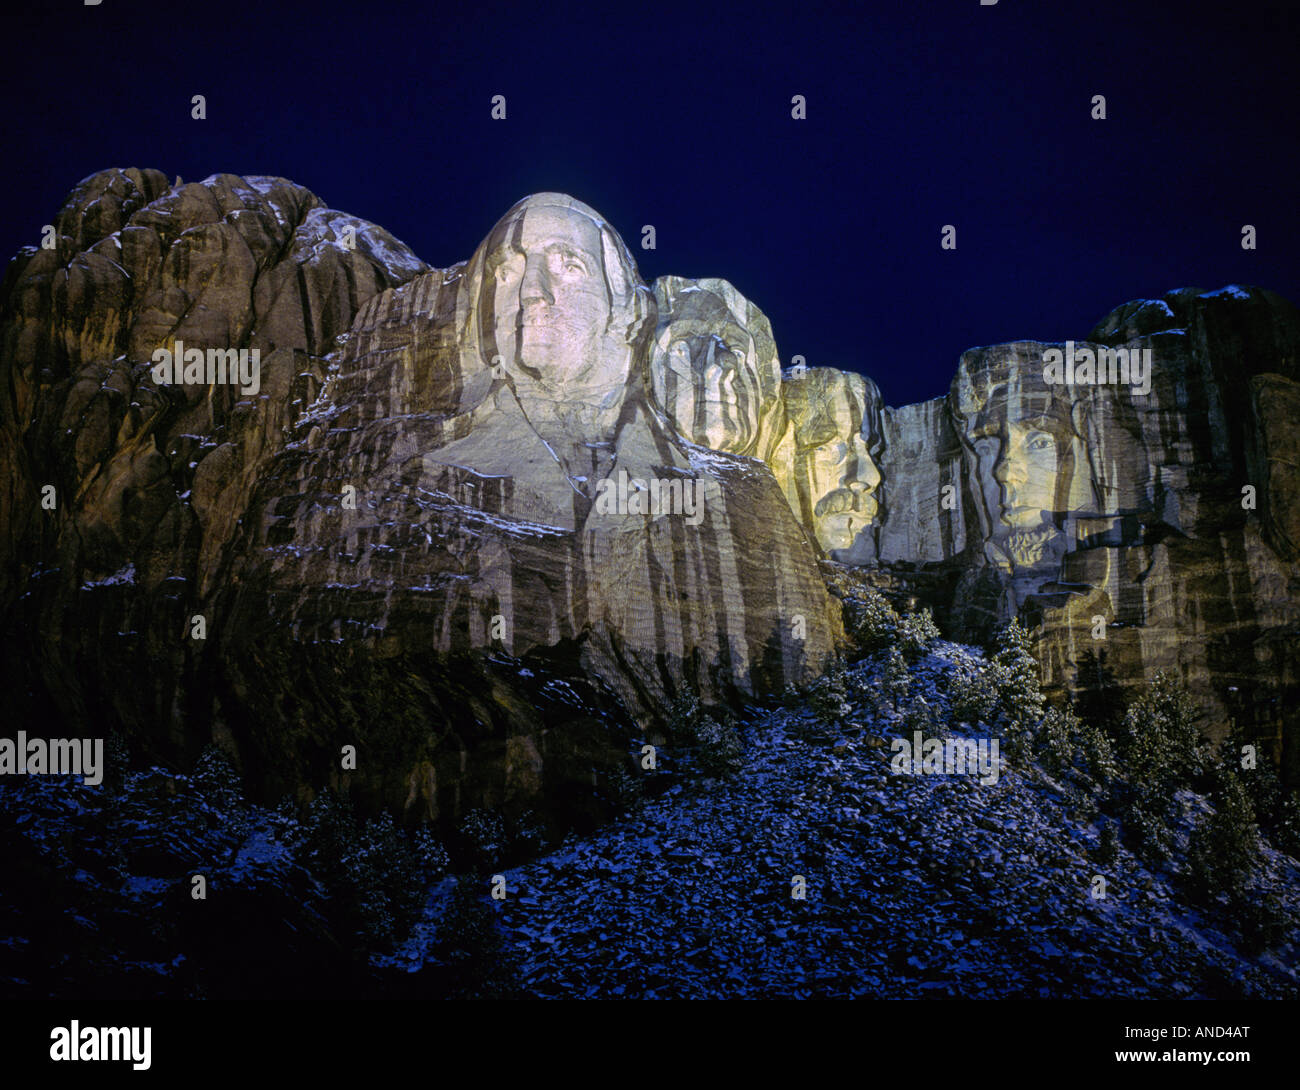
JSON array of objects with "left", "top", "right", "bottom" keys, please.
[
  {"left": 551, "top": 249, "right": 589, "bottom": 277},
  {"left": 487, "top": 249, "right": 523, "bottom": 278}
]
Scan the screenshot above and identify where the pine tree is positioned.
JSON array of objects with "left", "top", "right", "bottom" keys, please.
[
  {"left": 883, "top": 646, "right": 911, "bottom": 707},
  {"left": 846, "top": 588, "right": 899, "bottom": 652},
  {"left": 808, "top": 658, "right": 852, "bottom": 726},
  {"left": 1122, "top": 671, "right": 1203, "bottom": 802},
  {"left": 949, "top": 659, "right": 998, "bottom": 726},
  {"left": 991, "top": 617, "right": 1044, "bottom": 757},
  {"left": 898, "top": 608, "right": 941, "bottom": 662},
  {"left": 1118, "top": 672, "right": 1203, "bottom": 863},
  {"left": 1186, "top": 773, "right": 1258, "bottom": 905}
]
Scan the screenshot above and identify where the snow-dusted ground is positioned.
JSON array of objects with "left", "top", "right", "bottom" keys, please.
[
  {"left": 3, "top": 641, "right": 1297, "bottom": 999},
  {"left": 387, "top": 643, "right": 1300, "bottom": 998}
]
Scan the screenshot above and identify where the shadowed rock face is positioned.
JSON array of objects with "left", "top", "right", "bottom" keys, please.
[
  {"left": 875, "top": 397, "right": 965, "bottom": 567},
  {"left": 1248, "top": 372, "right": 1300, "bottom": 563},
  {"left": 0, "top": 174, "right": 841, "bottom": 823},
  {"left": 781, "top": 367, "right": 884, "bottom": 557}
]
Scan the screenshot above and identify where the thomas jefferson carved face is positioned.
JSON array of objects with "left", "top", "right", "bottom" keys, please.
[
  {"left": 478, "top": 195, "right": 639, "bottom": 395},
  {"left": 652, "top": 318, "right": 764, "bottom": 452},
  {"left": 648, "top": 277, "right": 782, "bottom": 457},
  {"left": 785, "top": 369, "right": 882, "bottom": 553}
]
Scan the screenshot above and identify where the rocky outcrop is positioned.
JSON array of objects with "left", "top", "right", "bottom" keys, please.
[
  {"left": 0, "top": 168, "right": 453, "bottom": 806},
  {"left": 5, "top": 170, "right": 1300, "bottom": 821},
  {"left": 876, "top": 396, "right": 966, "bottom": 567},
  {"left": 648, "top": 275, "right": 788, "bottom": 465},
  {"left": 780, "top": 367, "right": 884, "bottom": 562},
  {"left": 0, "top": 178, "right": 841, "bottom": 824},
  {"left": 647, "top": 281, "right": 887, "bottom": 562},
  {"left": 867, "top": 287, "right": 1300, "bottom": 782},
  {"left": 651, "top": 274, "right": 1300, "bottom": 781},
  {"left": 222, "top": 196, "right": 841, "bottom": 791}
]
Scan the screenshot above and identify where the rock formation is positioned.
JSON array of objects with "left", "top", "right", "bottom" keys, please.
[
  {"left": 229, "top": 194, "right": 840, "bottom": 756},
  {"left": 648, "top": 275, "right": 787, "bottom": 464},
  {"left": 650, "top": 275, "right": 1300, "bottom": 781},
  {"left": 780, "top": 366, "right": 884, "bottom": 562},
  {"left": 0, "top": 177, "right": 840, "bottom": 823},
  {"left": 647, "top": 282, "right": 890, "bottom": 563},
  {"left": 4, "top": 170, "right": 1300, "bottom": 820},
  {"left": 871, "top": 287, "right": 1300, "bottom": 782}
]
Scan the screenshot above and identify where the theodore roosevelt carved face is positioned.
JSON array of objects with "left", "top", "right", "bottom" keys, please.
[{"left": 783, "top": 368, "right": 883, "bottom": 553}]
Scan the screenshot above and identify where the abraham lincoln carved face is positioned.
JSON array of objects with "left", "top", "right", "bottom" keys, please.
[
  {"left": 965, "top": 393, "right": 1074, "bottom": 566},
  {"left": 955, "top": 347, "right": 1101, "bottom": 573}
]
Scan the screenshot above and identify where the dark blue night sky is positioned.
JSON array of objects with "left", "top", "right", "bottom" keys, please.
[{"left": 3, "top": 0, "right": 1295, "bottom": 407}]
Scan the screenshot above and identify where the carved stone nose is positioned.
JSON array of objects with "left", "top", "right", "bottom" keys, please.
[
  {"left": 995, "top": 456, "right": 1024, "bottom": 485},
  {"left": 520, "top": 257, "right": 553, "bottom": 305}
]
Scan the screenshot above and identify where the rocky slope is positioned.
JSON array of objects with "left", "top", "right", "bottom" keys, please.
[{"left": 4, "top": 637, "right": 1295, "bottom": 999}]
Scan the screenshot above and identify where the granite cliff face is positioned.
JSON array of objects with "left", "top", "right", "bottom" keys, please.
[
  {"left": 221, "top": 193, "right": 841, "bottom": 817},
  {"left": 645, "top": 279, "right": 885, "bottom": 562},
  {"left": 4, "top": 171, "right": 1300, "bottom": 822},
  {"left": 0, "top": 175, "right": 840, "bottom": 823},
  {"left": 647, "top": 277, "right": 1300, "bottom": 781},
  {"left": 871, "top": 288, "right": 1300, "bottom": 781}
]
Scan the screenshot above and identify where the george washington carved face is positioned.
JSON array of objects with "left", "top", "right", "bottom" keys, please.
[{"left": 476, "top": 194, "right": 643, "bottom": 397}]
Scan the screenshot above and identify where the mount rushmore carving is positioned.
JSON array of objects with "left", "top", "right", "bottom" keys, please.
[{"left": 3, "top": 170, "right": 1298, "bottom": 818}]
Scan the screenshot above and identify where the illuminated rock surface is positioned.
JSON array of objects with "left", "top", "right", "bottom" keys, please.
[
  {"left": 0, "top": 176, "right": 838, "bottom": 819},
  {"left": 908, "top": 288, "right": 1300, "bottom": 780},
  {"left": 4, "top": 172, "right": 1300, "bottom": 816}
]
